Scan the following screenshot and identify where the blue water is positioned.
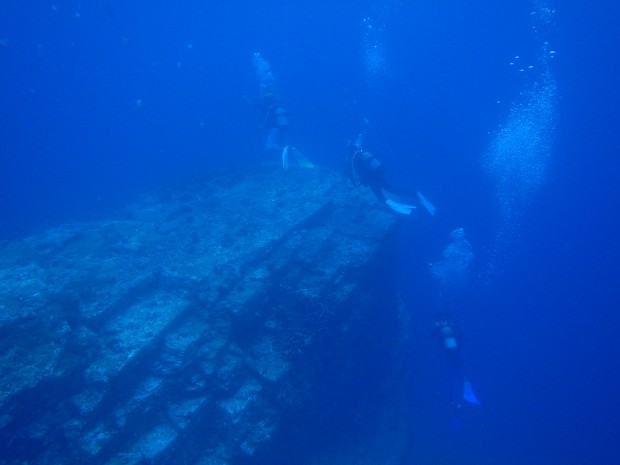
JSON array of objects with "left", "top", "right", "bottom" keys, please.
[{"left": 2, "top": 1, "right": 619, "bottom": 464}]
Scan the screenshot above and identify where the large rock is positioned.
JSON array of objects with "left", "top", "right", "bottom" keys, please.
[{"left": 0, "top": 166, "right": 411, "bottom": 465}]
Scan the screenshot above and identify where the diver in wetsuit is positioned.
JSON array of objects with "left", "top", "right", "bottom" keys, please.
[
  {"left": 345, "top": 135, "right": 436, "bottom": 215},
  {"left": 435, "top": 314, "right": 466, "bottom": 412},
  {"left": 434, "top": 313, "right": 479, "bottom": 430},
  {"left": 245, "top": 86, "right": 289, "bottom": 154}
]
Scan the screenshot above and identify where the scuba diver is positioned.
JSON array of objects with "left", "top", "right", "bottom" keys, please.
[
  {"left": 246, "top": 53, "right": 289, "bottom": 155},
  {"left": 434, "top": 313, "right": 480, "bottom": 427},
  {"left": 245, "top": 85, "right": 289, "bottom": 154},
  {"left": 257, "top": 87, "right": 289, "bottom": 154},
  {"left": 346, "top": 134, "right": 436, "bottom": 215},
  {"left": 246, "top": 53, "right": 313, "bottom": 169}
]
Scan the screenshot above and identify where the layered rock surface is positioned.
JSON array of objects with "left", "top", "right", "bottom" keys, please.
[{"left": 0, "top": 167, "right": 409, "bottom": 465}]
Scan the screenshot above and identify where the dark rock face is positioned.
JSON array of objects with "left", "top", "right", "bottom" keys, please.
[{"left": 0, "top": 167, "right": 410, "bottom": 465}]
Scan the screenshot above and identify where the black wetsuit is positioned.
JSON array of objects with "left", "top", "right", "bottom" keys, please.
[
  {"left": 435, "top": 317, "right": 467, "bottom": 424},
  {"left": 347, "top": 147, "right": 415, "bottom": 204},
  {"left": 348, "top": 148, "right": 387, "bottom": 202}
]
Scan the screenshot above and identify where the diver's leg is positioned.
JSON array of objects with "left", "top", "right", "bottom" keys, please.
[
  {"left": 369, "top": 182, "right": 387, "bottom": 204},
  {"left": 382, "top": 178, "right": 417, "bottom": 198},
  {"left": 447, "top": 354, "right": 465, "bottom": 410},
  {"left": 266, "top": 127, "right": 280, "bottom": 152}
]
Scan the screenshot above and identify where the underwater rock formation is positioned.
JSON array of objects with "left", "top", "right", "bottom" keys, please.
[{"left": 0, "top": 166, "right": 409, "bottom": 465}]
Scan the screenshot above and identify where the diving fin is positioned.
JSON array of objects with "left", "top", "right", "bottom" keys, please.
[
  {"left": 417, "top": 191, "right": 436, "bottom": 216},
  {"left": 463, "top": 379, "right": 480, "bottom": 405},
  {"left": 283, "top": 146, "right": 313, "bottom": 169},
  {"left": 291, "top": 147, "right": 314, "bottom": 168},
  {"left": 386, "top": 199, "right": 416, "bottom": 215}
]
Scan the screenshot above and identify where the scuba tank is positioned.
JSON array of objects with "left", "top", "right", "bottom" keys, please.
[
  {"left": 435, "top": 317, "right": 460, "bottom": 352},
  {"left": 360, "top": 151, "right": 382, "bottom": 172},
  {"left": 350, "top": 150, "right": 383, "bottom": 185}
]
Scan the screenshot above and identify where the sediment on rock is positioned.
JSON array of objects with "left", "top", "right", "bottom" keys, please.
[{"left": 0, "top": 166, "right": 409, "bottom": 465}]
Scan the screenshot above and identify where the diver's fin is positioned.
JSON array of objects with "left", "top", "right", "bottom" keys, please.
[
  {"left": 386, "top": 199, "right": 415, "bottom": 215},
  {"left": 282, "top": 146, "right": 289, "bottom": 170},
  {"left": 291, "top": 147, "right": 314, "bottom": 168},
  {"left": 417, "top": 191, "right": 436, "bottom": 216},
  {"left": 463, "top": 379, "right": 480, "bottom": 405}
]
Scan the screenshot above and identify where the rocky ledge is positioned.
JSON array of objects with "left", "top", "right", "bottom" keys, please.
[{"left": 0, "top": 166, "right": 411, "bottom": 465}]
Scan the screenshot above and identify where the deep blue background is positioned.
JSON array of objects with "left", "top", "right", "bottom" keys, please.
[{"left": 1, "top": 1, "right": 619, "bottom": 464}]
